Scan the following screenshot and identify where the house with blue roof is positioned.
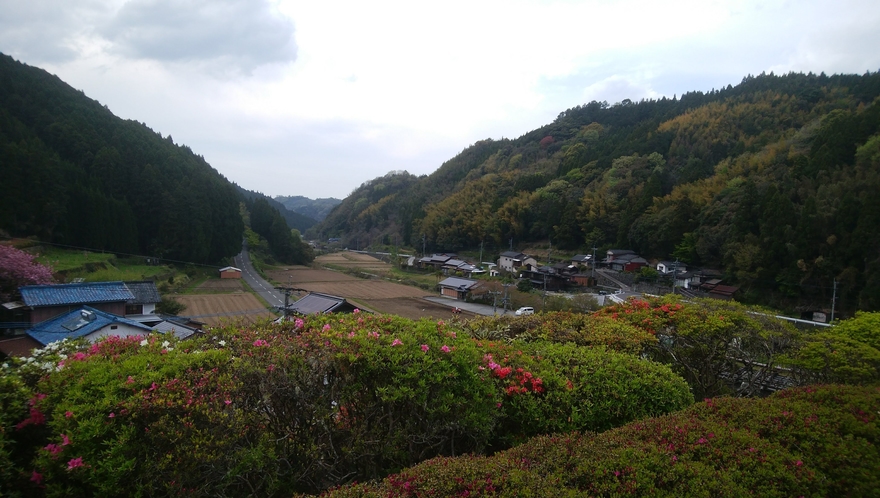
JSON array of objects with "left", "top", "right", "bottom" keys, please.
[
  {"left": 20, "top": 281, "right": 135, "bottom": 325},
  {"left": 25, "top": 306, "right": 153, "bottom": 347}
]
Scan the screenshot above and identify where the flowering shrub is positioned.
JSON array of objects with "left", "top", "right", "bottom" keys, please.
[
  {"left": 462, "top": 312, "right": 656, "bottom": 354},
  {"left": 321, "top": 384, "right": 880, "bottom": 497},
  {"left": 599, "top": 295, "right": 801, "bottom": 398},
  {"left": 3, "top": 313, "right": 691, "bottom": 495}
]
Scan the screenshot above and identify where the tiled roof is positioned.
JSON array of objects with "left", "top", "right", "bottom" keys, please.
[
  {"left": 288, "top": 292, "right": 356, "bottom": 315},
  {"left": 438, "top": 277, "right": 480, "bottom": 290},
  {"left": 152, "top": 320, "right": 198, "bottom": 340},
  {"left": 26, "top": 306, "right": 152, "bottom": 346},
  {"left": 124, "top": 281, "right": 161, "bottom": 305},
  {"left": 500, "top": 251, "right": 525, "bottom": 259},
  {"left": 20, "top": 282, "right": 135, "bottom": 307}
]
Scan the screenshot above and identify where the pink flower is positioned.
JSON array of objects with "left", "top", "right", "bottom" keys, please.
[
  {"left": 61, "top": 434, "right": 70, "bottom": 446},
  {"left": 64, "top": 411, "right": 73, "bottom": 418},
  {"left": 795, "top": 460, "right": 803, "bottom": 467},
  {"left": 369, "top": 331, "right": 380, "bottom": 339},
  {"left": 440, "top": 345, "right": 451, "bottom": 353},
  {"left": 31, "top": 470, "right": 43, "bottom": 484},
  {"left": 224, "top": 399, "right": 232, "bottom": 405},
  {"left": 353, "top": 308, "right": 361, "bottom": 314},
  {"left": 66, "top": 457, "right": 84, "bottom": 470},
  {"left": 391, "top": 339, "right": 403, "bottom": 347},
  {"left": 126, "top": 375, "right": 134, "bottom": 384},
  {"left": 253, "top": 339, "right": 268, "bottom": 347},
  {"left": 108, "top": 412, "right": 115, "bottom": 418},
  {"left": 44, "top": 443, "right": 63, "bottom": 456},
  {"left": 294, "top": 318, "right": 304, "bottom": 329},
  {"left": 421, "top": 344, "right": 430, "bottom": 352},
  {"left": 323, "top": 324, "right": 331, "bottom": 332}
]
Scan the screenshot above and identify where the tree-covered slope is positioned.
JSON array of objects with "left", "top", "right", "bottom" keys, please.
[
  {"left": 274, "top": 195, "right": 341, "bottom": 222},
  {"left": 0, "top": 54, "right": 243, "bottom": 263},
  {"left": 315, "top": 72, "right": 880, "bottom": 312}
]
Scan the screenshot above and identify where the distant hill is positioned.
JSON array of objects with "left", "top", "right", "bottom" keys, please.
[
  {"left": 236, "top": 187, "right": 318, "bottom": 233},
  {"left": 0, "top": 53, "right": 243, "bottom": 263},
  {"left": 314, "top": 72, "right": 880, "bottom": 313},
  {"left": 274, "top": 195, "right": 341, "bottom": 221}
]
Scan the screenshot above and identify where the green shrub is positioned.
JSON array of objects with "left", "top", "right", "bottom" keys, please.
[
  {"left": 322, "top": 384, "right": 880, "bottom": 497},
  {"left": 4, "top": 312, "right": 691, "bottom": 495}
]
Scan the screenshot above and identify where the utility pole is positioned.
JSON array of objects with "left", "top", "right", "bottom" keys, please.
[
  {"left": 672, "top": 259, "right": 679, "bottom": 295},
  {"left": 831, "top": 280, "right": 838, "bottom": 322},
  {"left": 274, "top": 285, "right": 310, "bottom": 322},
  {"left": 502, "top": 283, "right": 513, "bottom": 312},
  {"left": 547, "top": 240, "right": 552, "bottom": 265},
  {"left": 591, "top": 247, "right": 597, "bottom": 283},
  {"left": 479, "top": 240, "right": 484, "bottom": 267},
  {"left": 422, "top": 234, "right": 426, "bottom": 258},
  {"left": 509, "top": 237, "right": 513, "bottom": 251}
]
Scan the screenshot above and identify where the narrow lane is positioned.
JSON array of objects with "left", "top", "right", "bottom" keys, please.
[{"left": 233, "top": 243, "right": 285, "bottom": 309}]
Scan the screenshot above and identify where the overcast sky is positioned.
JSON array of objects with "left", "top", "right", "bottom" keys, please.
[{"left": 2, "top": 0, "right": 879, "bottom": 199}]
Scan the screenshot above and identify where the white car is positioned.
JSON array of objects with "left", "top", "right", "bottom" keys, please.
[{"left": 515, "top": 306, "right": 535, "bottom": 316}]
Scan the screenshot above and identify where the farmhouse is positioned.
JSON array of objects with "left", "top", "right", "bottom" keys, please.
[
  {"left": 498, "top": 251, "right": 537, "bottom": 273},
  {"left": 19, "top": 281, "right": 135, "bottom": 324},
  {"left": 25, "top": 306, "right": 153, "bottom": 347},
  {"left": 438, "top": 277, "right": 482, "bottom": 300},
  {"left": 285, "top": 292, "right": 359, "bottom": 316}
]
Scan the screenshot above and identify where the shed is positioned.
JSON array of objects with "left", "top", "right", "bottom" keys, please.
[{"left": 219, "top": 266, "right": 242, "bottom": 279}]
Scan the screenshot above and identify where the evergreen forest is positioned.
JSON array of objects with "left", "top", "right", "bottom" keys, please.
[
  {"left": 0, "top": 54, "right": 313, "bottom": 266},
  {"left": 315, "top": 71, "right": 880, "bottom": 313}
]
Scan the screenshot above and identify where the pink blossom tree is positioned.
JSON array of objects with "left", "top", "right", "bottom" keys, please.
[{"left": 0, "top": 244, "right": 55, "bottom": 301}]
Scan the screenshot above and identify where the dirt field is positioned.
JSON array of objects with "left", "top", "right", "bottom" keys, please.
[
  {"left": 267, "top": 252, "right": 465, "bottom": 320},
  {"left": 359, "top": 297, "right": 475, "bottom": 321},
  {"left": 173, "top": 293, "right": 276, "bottom": 327},
  {"left": 193, "top": 278, "right": 246, "bottom": 292}
]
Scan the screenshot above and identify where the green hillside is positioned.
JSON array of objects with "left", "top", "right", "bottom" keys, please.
[
  {"left": 0, "top": 53, "right": 244, "bottom": 264},
  {"left": 315, "top": 72, "right": 880, "bottom": 312}
]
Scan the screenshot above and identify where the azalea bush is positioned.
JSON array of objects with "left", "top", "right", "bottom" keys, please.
[
  {"left": 598, "top": 295, "right": 800, "bottom": 398},
  {"left": 461, "top": 312, "right": 657, "bottom": 354},
  {"left": 321, "top": 384, "right": 880, "bottom": 497},
  {"left": 3, "top": 312, "right": 691, "bottom": 496}
]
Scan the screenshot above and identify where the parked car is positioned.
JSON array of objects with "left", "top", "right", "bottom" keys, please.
[{"left": 515, "top": 306, "right": 534, "bottom": 316}]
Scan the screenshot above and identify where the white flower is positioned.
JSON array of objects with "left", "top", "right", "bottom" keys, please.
[
  {"left": 162, "top": 341, "right": 170, "bottom": 348},
  {"left": 2, "top": 363, "right": 8, "bottom": 369},
  {"left": 166, "top": 347, "right": 173, "bottom": 352},
  {"left": 140, "top": 339, "right": 149, "bottom": 347},
  {"left": 59, "top": 354, "right": 68, "bottom": 360},
  {"left": 218, "top": 340, "right": 226, "bottom": 347},
  {"left": 26, "top": 357, "right": 34, "bottom": 363}
]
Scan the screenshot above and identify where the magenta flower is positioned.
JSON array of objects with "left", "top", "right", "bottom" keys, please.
[
  {"left": 66, "top": 457, "right": 84, "bottom": 470},
  {"left": 224, "top": 399, "right": 232, "bottom": 405},
  {"left": 30, "top": 470, "right": 43, "bottom": 484},
  {"left": 440, "top": 345, "right": 451, "bottom": 353},
  {"left": 353, "top": 308, "right": 361, "bottom": 314},
  {"left": 253, "top": 339, "right": 268, "bottom": 347},
  {"left": 323, "top": 324, "right": 331, "bottom": 332},
  {"left": 61, "top": 434, "right": 70, "bottom": 446},
  {"left": 294, "top": 318, "right": 304, "bottom": 329},
  {"left": 108, "top": 412, "right": 115, "bottom": 418},
  {"left": 44, "top": 443, "right": 63, "bottom": 457},
  {"left": 64, "top": 411, "right": 73, "bottom": 418},
  {"left": 391, "top": 339, "right": 403, "bottom": 347},
  {"left": 369, "top": 331, "right": 380, "bottom": 339}
]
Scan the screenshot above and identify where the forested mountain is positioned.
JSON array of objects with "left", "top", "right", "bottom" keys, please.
[
  {"left": 274, "top": 195, "right": 341, "bottom": 222},
  {"left": 236, "top": 186, "right": 318, "bottom": 233},
  {"left": 0, "top": 54, "right": 244, "bottom": 263},
  {"left": 315, "top": 72, "right": 880, "bottom": 312}
]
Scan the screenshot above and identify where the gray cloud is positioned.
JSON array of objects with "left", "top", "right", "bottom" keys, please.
[
  {"left": 0, "top": 0, "right": 105, "bottom": 63},
  {"left": 101, "top": 0, "right": 296, "bottom": 73}
]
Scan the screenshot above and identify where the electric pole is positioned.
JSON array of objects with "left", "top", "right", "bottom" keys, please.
[{"left": 831, "top": 280, "right": 838, "bottom": 322}]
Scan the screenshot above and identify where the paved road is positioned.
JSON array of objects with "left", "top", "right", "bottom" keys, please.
[
  {"left": 422, "top": 296, "right": 515, "bottom": 317},
  {"left": 233, "top": 244, "right": 285, "bottom": 309}
]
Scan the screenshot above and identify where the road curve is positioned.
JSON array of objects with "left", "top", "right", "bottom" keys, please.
[{"left": 233, "top": 243, "right": 285, "bottom": 309}]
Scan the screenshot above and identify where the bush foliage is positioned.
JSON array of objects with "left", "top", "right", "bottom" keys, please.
[
  {"left": 322, "top": 384, "right": 880, "bottom": 497},
  {"left": 1, "top": 312, "right": 691, "bottom": 496}
]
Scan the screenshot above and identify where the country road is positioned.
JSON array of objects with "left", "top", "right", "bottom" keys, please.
[{"left": 233, "top": 243, "right": 285, "bottom": 309}]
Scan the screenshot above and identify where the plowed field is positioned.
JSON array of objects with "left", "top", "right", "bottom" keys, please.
[{"left": 174, "top": 293, "right": 275, "bottom": 327}]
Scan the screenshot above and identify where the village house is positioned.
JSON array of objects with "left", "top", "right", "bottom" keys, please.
[
  {"left": 498, "top": 251, "right": 538, "bottom": 274},
  {"left": 438, "top": 277, "right": 482, "bottom": 301},
  {"left": 219, "top": 266, "right": 242, "bottom": 279}
]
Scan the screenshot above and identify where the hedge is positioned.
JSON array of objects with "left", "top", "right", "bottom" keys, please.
[
  {"left": 3, "top": 312, "right": 691, "bottom": 496},
  {"left": 320, "top": 384, "right": 880, "bottom": 497}
]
